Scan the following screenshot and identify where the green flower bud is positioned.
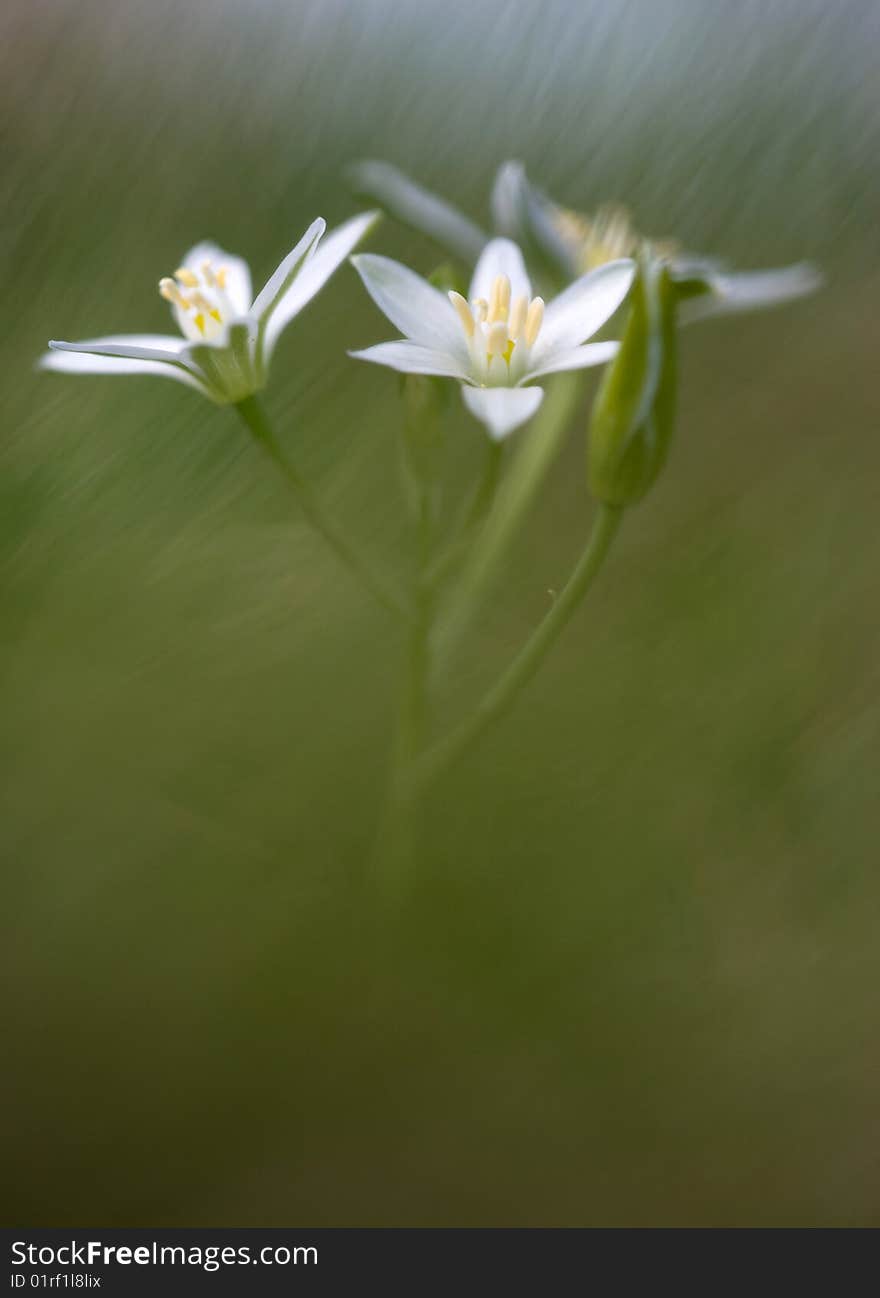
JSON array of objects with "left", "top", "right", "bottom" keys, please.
[{"left": 587, "top": 249, "right": 677, "bottom": 507}]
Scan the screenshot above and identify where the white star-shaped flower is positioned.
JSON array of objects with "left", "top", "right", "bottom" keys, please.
[
  {"left": 40, "top": 213, "right": 379, "bottom": 404},
  {"left": 351, "top": 159, "right": 821, "bottom": 320},
  {"left": 350, "top": 238, "right": 633, "bottom": 440}
]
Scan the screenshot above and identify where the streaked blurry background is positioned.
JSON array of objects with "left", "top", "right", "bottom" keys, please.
[{"left": 2, "top": 0, "right": 878, "bottom": 1225}]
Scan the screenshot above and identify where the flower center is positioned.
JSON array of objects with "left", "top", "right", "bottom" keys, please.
[
  {"left": 552, "top": 203, "right": 678, "bottom": 273},
  {"left": 449, "top": 275, "right": 544, "bottom": 378},
  {"left": 159, "top": 260, "right": 234, "bottom": 342}
]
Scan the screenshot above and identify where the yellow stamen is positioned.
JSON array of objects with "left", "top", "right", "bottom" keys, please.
[
  {"left": 215, "top": 267, "right": 228, "bottom": 290},
  {"left": 488, "top": 274, "right": 511, "bottom": 323},
  {"left": 525, "top": 297, "right": 544, "bottom": 347},
  {"left": 174, "top": 267, "right": 199, "bottom": 287},
  {"left": 594, "top": 204, "right": 632, "bottom": 252},
  {"left": 473, "top": 298, "right": 488, "bottom": 323},
  {"left": 509, "top": 295, "right": 528, "bottom": 338},
  {"left": 487, "top": 321, "right": 509, "bottom": 358},
  {"left": 193, "top": 312, "right": 206, "bottom": 335},
  {"left": 159, "top": 277, "right": 189, "bottom": 308},
  {"left": 448, "top": 290, "right": 475, "bottom": 338},
  {"left": 201, "top": 261, "right": 216, "bottom": 286}
]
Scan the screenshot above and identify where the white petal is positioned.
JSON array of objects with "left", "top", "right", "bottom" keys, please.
[
  {"left": 263, "top": 211, "right": 379, "bottom": 359},
  {"left": 469, "top": 237, "right": 531, "bottom": 305},
  {"left": 670, "top": 252, "right": 728, "bottom": 280},
  {"left": 40, "top": 345, "right": 210, "bottom": 396},
  {"left": 490, "top": 161, "right": 529, "bottom": 240},
  {"left": 491, "top": 161, "right": 581, "bottom": 279},
  {"left": 250, "top": 218, "right": 326, "bottom": 323},
  {"left": 73, "top": 332, "right": 190, "bottom": 353},
  {"left": 349, "top": 341, "right": 468, "bottom": 379},
  {"left": 536, "top": 259, "right": 635, "bottom": 356},
  {"left": 461, "top": 385, "right": 544, "bottom": 441},
  {"left": 679, "top": 262, "right": 822, "bottom": 323},
  {"left": 48, "top": 335, "right": 192, "bottom": 364},
  {"left": 351, "top": 253, "right": 466, "bottom": 356},
  {"left": 522, "top": 340, "right": 619, "bottom": 382},
  {"left": 180, "top": 241, "right": 253, "bottom": 315},
  {"left": 348, "top": 160, "right": 487, "bottom": 262}
]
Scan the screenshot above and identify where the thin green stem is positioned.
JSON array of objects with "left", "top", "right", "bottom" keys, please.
[
  {"left": 374, "top": 492, "right": 434, "bottom": 887},
  {"left": 433, "top": 371, "right": 584, "bottom": 665},
  {"left": 394, "top": 494, "right": 433, "bottom": 765},
  {"left": 424, "top": 439, "right": 504, "bottom": 591},
  {"left": 235, "top": 395, "right": 408, "bottom": 621},
  {"left": 411, "top": 503, "right": 623, "bottom": 791}
]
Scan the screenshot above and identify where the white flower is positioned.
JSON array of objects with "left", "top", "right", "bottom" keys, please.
[
  {"left": 350, "top": 238, "right": 634, "bottom": 440},
  {"left": 493, "top": 162, "right": 824, "bottom": 318},
  {"left": 351, "top": 158, "right": 821, "bottom": 319},
  {"left": 40, "top": 212, "right": 379, "bottom": 404},
  {"left": 669, "top": 256, "right": 823, "bottom": 324}
]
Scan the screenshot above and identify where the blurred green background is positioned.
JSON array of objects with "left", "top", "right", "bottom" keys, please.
[{"left": 2, "top": 0, "right": 879, "bottom": 1226}]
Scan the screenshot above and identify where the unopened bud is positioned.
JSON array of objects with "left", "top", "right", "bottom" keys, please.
[{"left": 587, "top": 250, "right": 677, "bottom": 506}]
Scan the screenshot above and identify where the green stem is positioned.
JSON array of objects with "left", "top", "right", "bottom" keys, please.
[
  {"left": 375, "top": 493, "right": 434, "bottom": 886},
  {"left": 235, "top": 395, "right": 408, "bottom": 621},
  {"left": 433, "top": 371, "right": 584, "bottom": 664},
  {"left": 394, "top": 495, "right": 433, "bottom": 765},
  {"left": 411, "top": 502, "right": 623, "bottom": 791},
  {"left": 424, "top": 439, "right": 504, "bottom": 591}
]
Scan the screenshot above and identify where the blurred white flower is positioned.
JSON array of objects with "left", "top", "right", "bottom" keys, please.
[
  {"left": 351, "top": 158, "right": 821, "bottom": 319},
  {"left": 40, "top": 213, "right": 379, "bottom": 404},
  {"left": 351, "top": 239, "right": 633, "bottom": 441},
  {"left": 492, "top": 162, "right": 823, "bottom": 321}
]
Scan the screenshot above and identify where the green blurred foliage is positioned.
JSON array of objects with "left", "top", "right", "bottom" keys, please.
[{"left": 2, "top": 0, "right": 879, "bottom": 1225}]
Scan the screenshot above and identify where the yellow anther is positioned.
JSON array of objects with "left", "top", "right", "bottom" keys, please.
[
  {"left": 509, "top": 295, "right": 528, "bottom": 338},
  {"left": 215, "top": 267, "right": 228, "bottom": 290},
  {"left": 488, "top": 274, "right": 511, "bottom": 323},
  {"left": 174, "top": 267, "right": 199, "bottom": 287},
  {"left": 486, "top": 321, "right": 509, "bottom": 358},
  {"left": 159, "top": 277, "right": 188, "bottom": 308},
  {"left": 580, "top": 204, "right": 641, "bottom": 269},
  {"left": 193, "top": 312, "right": 206, "bottom": 335},
  {"left": 594, "top": 204, "right": 632, "bottom": 251},
  {"left": 201, "top": 261, "right": 216, "bottom": 287},
  {"left": 473, "top": 299, "right": 488, "bottom": 323},
  {"left": 189, "top": 291, "right": 214, "bottom": 313},
  {"left": 525, "top": 297, "right": 545, "bottom": 347},
  {"left": 448, "top": 291, "right": 475, "bottom": 338}
]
